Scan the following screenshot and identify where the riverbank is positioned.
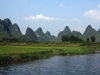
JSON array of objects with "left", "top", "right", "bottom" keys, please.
[{"left": 0, "top": 46, "right": 99, "bottom": 66}]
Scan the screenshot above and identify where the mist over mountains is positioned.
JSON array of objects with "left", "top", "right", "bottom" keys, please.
[{"left": 0, "top": 18, "right": 100, "bottom": 42}]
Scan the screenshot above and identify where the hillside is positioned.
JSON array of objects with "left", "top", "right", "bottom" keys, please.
[
  {"left": 0, "top": 18, "right": 22, "bottom": 40},
  {"left": 0, "top": 18, "right": 100, "bottom": 42}
]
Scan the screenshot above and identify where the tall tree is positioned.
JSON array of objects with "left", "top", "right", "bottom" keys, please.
[
  {"left": 91, "top": 36, "right": 96, "bottom": 42},
  {"left": 86, "top": 38, "right": 89, "bottom": 42},
  {"left": 61, "top": 35, "right": 67, "bottom": 42}
]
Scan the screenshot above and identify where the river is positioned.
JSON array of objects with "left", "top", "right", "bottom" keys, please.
[{"left": 0, "top": 51, "right": 100, "bottom": 75}]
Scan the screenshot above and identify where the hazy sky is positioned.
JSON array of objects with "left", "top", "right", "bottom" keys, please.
[{"left": 0, "top": 0, "right": 100, "bottom": 36}]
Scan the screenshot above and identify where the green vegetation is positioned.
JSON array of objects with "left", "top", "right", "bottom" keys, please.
[
  {"left": 2, "top": 37, "right": 19, "bottom": 42},
  {"left": 1, "top": 18, "right": 100, "bottom": 42},
  {"left": 20, "top": 27, "right": 37, "bottom": 41},
  {"left": 86, "top": 36, "right": 96, "bottom": 43},
  {"left": 0, "top": 18, "right": 100, "bottom": 68},
  {"left": 86, "top": 38, "right": 89, "bottom": 42},
  {"left": 91, "top": 36, "right": 96, "bottom": 42},
  {"left": 0, "top": 18, "right": 22, "bottom": 41},
  {"left": 61, "top": 35, "right": 83, "bottom": 42},
  {"left": 0, "top": 42, "right": 100, "bottom": 66}
]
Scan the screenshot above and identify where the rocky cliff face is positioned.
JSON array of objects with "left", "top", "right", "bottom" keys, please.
[
  {"left": 0, "top": 18, "right": 22, "bottom": 40},
  {"left": 45, "top": 31, "right": 57, "bottom": 41},
  {"left": 4, "top": 18, "right": 12, "bottom": 26},
  {"left": 82, "top": 25, "right": 100, "bottom": 42},
  {"left": 0, "top": 20, "right": 11, "bottom": 36},
  {"left": 57, "top": 26, "right": 71, "bottom": 39},
  {"left": 20, "top": 27, "right": 37, "bottom": 41},
  {"left": 98, "top": 29, "right": 100, "bottom": 33},
  {"left": 45, "top": 31, "right": 51, "bottom": 36},
  {"left": 35, "top": 27, "right": 47, "bottom": 41},
  {"left": 83, "top": 25, "right": 97, "bottom": 38},
  {"left": 13, "top": 23, "right": 22, "bottom": 34},
  {"left": 0, "top": 20, "right": 10, "bottom": 39},
  {"left": 0, "top": 18, "right": 100, "bottom": 42}
]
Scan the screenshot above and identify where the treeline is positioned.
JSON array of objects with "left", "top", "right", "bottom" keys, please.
[
  {"left": 1, "top": 35, "right": 96, "bottom": 43},
  {"left": 61, "top": 35, "right": 96, "bottom": 43},
  {"left": 2, "top": 37, "right": 19, "bottom": 42},
  {"left": 1, "top": 37, "right": 40, "bottom": 43},
  {"left": 61, "top": 35, "right": 83, "bottom": 42}
]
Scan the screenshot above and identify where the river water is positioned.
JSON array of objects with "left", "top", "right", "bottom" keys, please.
[{"left": 0, "top": 52, "right": 100, "bottom": 75}]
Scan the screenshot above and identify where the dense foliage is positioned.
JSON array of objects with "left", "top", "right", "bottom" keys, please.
[
  {"left": 91, "top": 36, "right": 96, "bottom": 42},
  {"left": 2, "top": 37, "right": 19, "bottom": 42},
  {"left": 86, "top": 38, "right": 90, "bottom": 42},
  {"left": 61, "top": 35, "right": 83, "bottom": 42}
]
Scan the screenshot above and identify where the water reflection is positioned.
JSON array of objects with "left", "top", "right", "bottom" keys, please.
[{"left": 0, "top": 53, "right": 100, "bottom": 75}]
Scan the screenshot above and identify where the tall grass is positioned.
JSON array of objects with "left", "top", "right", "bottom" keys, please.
[{"left": 0, "top": 46, "right": 97, "bottom": 66}]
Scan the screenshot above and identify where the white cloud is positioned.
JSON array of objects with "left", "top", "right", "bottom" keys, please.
[
  {"left": 84, "top": 9, "right": 100, "bottom": 20},
  {"left": 71, "top": 18, "right": 80, "bottom": 21},
  {"left": 98, "top": 4, "right": 100, "bottom": 8},
  {"left": 60, "top": 4, "right": 64, "bottom": 8},
  {"left": 25, "top": 14, "right": 59, "bottom": 21}
]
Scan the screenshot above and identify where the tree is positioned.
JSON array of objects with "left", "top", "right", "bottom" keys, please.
[
  {"left": 61, "top": 35, "right": 67, "bottom": 42},
  {"left": 86, "top": 38, "right": 89, "bottom": 42},
  {"left": 91, "top": 36, "right": 96, "bottom": 42},
  {"left": 70, "top": 35, "right": 75, "bottom": 41}
]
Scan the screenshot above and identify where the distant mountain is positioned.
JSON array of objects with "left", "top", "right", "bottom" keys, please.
[
  {"left": 13, "top": 23, "right": 22, "bottom": 35},
  {"left": 0, "top": 18, "right": 100, "bottom": 42},
  {"left": 20, "top": 27, "right": 37, "bottom": 41},
  {"left": 0, "top": 18, "right": 22, "bottom": 40},
  {"left": 4, "top": 18, "right": 12, "bottom": 26},
  {"left": 35, "top": 27, "right": 47, "bottom": 41},
  {"left": 57, "top": 25, "right": 100, "bottom": 42},
  {"left": 57, "top": 26, "right": 83, "bottom": 41},
  {"left": 35, "top": 28, "right": 57, "bottom": 41},
  {"left": 83, "top": 25, "right": 100, "bottom": 42},
  {"left": 45, "top": 31, "right": 51, "bottom": 36},
  {"left": 83, "top": 25, "right": 97, "bottom": 38},
  {"left": 0, "top": 18, "right": 56, "bottom": 41},
  {"left": 98, "top": 29, "right": 100, "bottom": 33},
  {"left": 0, "top": 20, "right": 10, "bottom": 39},
  {"left": 45, "top": 31, "right": 57, "bottom": 41},
  {"left": 57, "top": 26, "right": 71, "bottom": 40},
  {"left": 71, "top": 30, "right": 82, "bottom": 37}
]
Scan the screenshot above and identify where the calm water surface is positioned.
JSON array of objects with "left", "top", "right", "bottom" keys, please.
[{"left": 0, "top": 52, "right": 100, "bottom": 75}]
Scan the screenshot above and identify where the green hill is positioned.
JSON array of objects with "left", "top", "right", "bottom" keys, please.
[
  {"left": 0, "top": 18, "right": 22, "bottom": 40},
  {"left": 20, "top": 27, "right": 37, "bottom": 41},
  {"left": 0, "top": 18, "right": 100, "bottom": 42}
]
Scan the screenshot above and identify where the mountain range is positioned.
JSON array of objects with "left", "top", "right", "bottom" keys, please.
[{"left": 0, "top": 18, "right": 100, "bottom": 42}]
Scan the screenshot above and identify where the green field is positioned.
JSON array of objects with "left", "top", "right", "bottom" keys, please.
[{"left": 0, "top": 45, "right": 99, "bottom": 66}]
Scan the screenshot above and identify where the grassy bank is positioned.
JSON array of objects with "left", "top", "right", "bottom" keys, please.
[
  {"left": 0, "top": 41, "right": 100, "bottom": 47},
  {"left": 0, "top": 46, "right": 98, "bottom": 66}
]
